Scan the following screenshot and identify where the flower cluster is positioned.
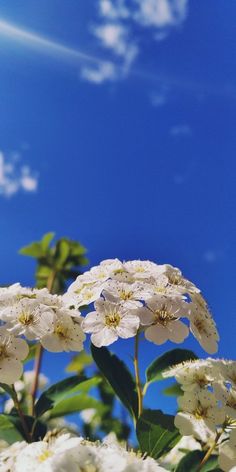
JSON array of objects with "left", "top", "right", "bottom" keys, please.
[
  {"left": 65, "top": 259, "right": 219, "bottom": 352},
  {"left": 0, "top": 433, "right": 166, "bottom": 472},
  {"left": 0, "top": 283, "right": 85, "bottom": 384},
  {"left": 164, "top": 358, "right": 236, "bottom": 471}
]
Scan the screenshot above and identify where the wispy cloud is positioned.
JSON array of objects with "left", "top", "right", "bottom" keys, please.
[
  {"left": 0, "top": 151, "right": 38, "bottom": 197},
  {"left": 170, "top": 124, "right": 192, "bottom": 137},
  {"left": 84, "top": 0, "right": 188, "bottom": 83}
]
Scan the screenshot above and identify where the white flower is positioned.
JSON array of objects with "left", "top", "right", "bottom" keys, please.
[
  {"left": 137, "top": 296, "right": 189, "bottom": 345},
  {"left": 82, "top": 299, "right": 140, "bottom": 347},
  {"left": 14, "top": 434, "right": 166, "bottom": 472},
  {"left": 41, "top": 310, "right": 85, "bottom": 352},
  {"left": 0, "top": 284, "right": 33, "bottom": 311},
  {"left": 219, "top": 429, "right": 236, "bottom": 472},
  {"left": 187, "top": 295, "right": 219, "bottom": 354},
  {"left": 161, "top": 264, "right": 200, "bottom": 294},
  {"left": 0, "top": 441, "right": 27, "bottom": 472},
  {"left": 63, "top": 280, "right": 105, "bottom": 308},
  {"left": 175, "top": 391, "right": 225, "bottom": 441},
  {"left": 102, "top": 280, "right": 150, "bottom": 308},
  {"left": 0, "top": 328, "right": 28, "bottom": 384},
  {"left": 23, "top": 370, "right": 49, "bottom": 391},
  {"left": 1, "top": 298, "right": 55, "bottom": 341},
  {"left": 123, "top": 260, "right": 164, "bottom": 280},
  {"left": 14, "top": 434, "right": 82, "bottom": 472},
  {"left": 160, "top": 435, "right": 201, "bottom": 468},
  {"left": 163, "top": 359, "right": 216, "bottom": 393}
]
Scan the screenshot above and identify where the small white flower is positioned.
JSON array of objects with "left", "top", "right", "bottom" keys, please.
[
  {"left": 64, "top": 280, "right": 105, "bottom": 308},
  {"left": 137, "top": 296, "right": 189, "bottom": 345},
  {"left": 163, "top": 359, "right": 215, "bottom": 393},
  {"left": 1, "top": 298, "right": 55, "bottom": 341},
  {"left": 41, "top": 310, "right": 85, "bottom": 353},
  {"left": 0, "top": 441, "right": 27, "bottom": 472},
  {"left": 161, "top": 264, "right": 200, "bottom": 294},
  {"left": 82, "top": 299, "right": 140, "bottom": 347},
  {"left": 160, "top": 435, "right": 201, "bottom": 468},
  {"left": 123, "top": 260, "right": 164, "bottom": 280},
  {"left": 102, "top": 280, "right": 150, "bottom": 308},
  {"left": 0, "top": 328, "right": 28, "bottom": 384},
  {"left": 175, "top": 391, "right": 225, "bottom": 441},
  {"left": 187, "top": 294, "right": 219, "bottom": 354},
  {"left": 219, "top": 429, "right": 236, "bottom": 472}
]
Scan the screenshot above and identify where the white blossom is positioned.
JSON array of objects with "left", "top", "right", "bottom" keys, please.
[
  {"left": 1, "top": 298, "right": 55, "bottom": 341},
  {"left": 102, "top": 280, "right": 150, "bottom": 308},
  {"left": 0, "top": 328, "right": 28, "bottom": 384},
  {"left": 12, "top": 434, "right": 166, "bottom": 472},
  {"left": 163, "top": 359, "right": 216, "bottom": 393},
  {"left": 82, "top": 299, "right": 140, "bottom": 347},
  {"left": 175, "top": 391, "right": 225, "bottom": 441},
  {"left": 137, "top": 296, "right": 189, "bottom": 345},
  {"left": 219, "top": 429, "right": 236, "bottom": 472},
  {"left": 41, "top": 310, "right": 85, "bottom": 352},
  {"left": 186, "top": 293, "right": 219, "bottom": 354},
  {"left": 0, "top": 441, "right": 27, "bottom": 472}
]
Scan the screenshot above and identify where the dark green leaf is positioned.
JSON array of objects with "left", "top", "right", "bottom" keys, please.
[
  {"left": 162, "top": 382, "right": 183, "bottom": 397},
  {"left": 145, "top": 349, "right": 198, "bottom": 386},
  {"left": 175, "top": 451, "right": 220, "bottom": 472},
  {"left": 136, "top": 409, "right": 181, "bottom": 460},
  {"left": 35, "top": 376, "right": 98, "bottom": 417},
  {"left": 91, "top": 344, "right": 138, "bottom": 419},
  {"left": 49, "top": 394, "right": 107, "bottom": 419},
  {"left": 0, "top": 383, "right": 15, "bottom": 398},
  {"left": 1, "top": 414, "right": 47, "bottom": 442}
]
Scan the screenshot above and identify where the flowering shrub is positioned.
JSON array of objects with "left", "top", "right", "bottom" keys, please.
[{"left": 0, "top": 233, "right": 235, "bottom": 471}]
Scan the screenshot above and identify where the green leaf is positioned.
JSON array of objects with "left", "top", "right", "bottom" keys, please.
[
  {"left": 55, "top": 240, "right": 70, "bottom": 267},
  {"left": 145, "top": 348, "right": 198, "bottom": 388},
  {"left": 49, "top": 394, "right": 107, "bottom": 419},
  {"left": 175, "top": 451, "right": 220, "bottom": 472},
  {"left": 19, "top": 242, "right": 43, "bottom": 258},
  {"left": 66, "top": 352, "right": 93, "bottom": 373},
  {"left": 0, "top": 415, "right": 24, "bottom": 443},
  {"left": 162, "top": 382, "right": 183, "bottom": 397},
  {"left": 35, "top": 376, "right": 99, "bottom": 417},
  {"left": 41, "top": 232, "right": 55, "bottom": 252},
  {"left": 91, "top": 344, "right": 138, "bottom": 419},
  {"left": 0, "top": 383, "right": 15, "bottom": 398},
  {"left": 136, "top": 409, "right": 181, "bottom": 460}
]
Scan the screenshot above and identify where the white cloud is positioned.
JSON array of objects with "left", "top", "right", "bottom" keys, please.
[
  {"left": 99, "top": 0, "right": 130, "bottom": 20},
  {"left": 91, "top": 23, "right": 138, "bottom": 76},
  {"left": 134, "top": 0, "right": 188, "bottom": 28},
  {"left": 81, "top": 61, "right": 117, "bottom": 84},
  {"left": 170, "top": 124, "right": 192, "bottom": 137},
  {"left": 87, "top": 0, "right": 189, "bottom": 84},
  {"left": 0, "top": 151, "right": 38, "bottom": 197}
]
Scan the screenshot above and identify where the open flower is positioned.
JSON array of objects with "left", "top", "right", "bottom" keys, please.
[
  {"left": 82, "top": 299, "right": 140, "bottom": 347},
  {"left": 219, "top": 429, "right": 236, "bottom": 472},
  {"left": 175, "top": 391, "right": 225, "bottom": 441},
  {"left": 187, "top": 294, "right": 219, "bottom": 354},
  {"left": 1, "top": 298, "right": 55, "bottom": 341},
  {"left": 0, "top": 328, "right": 29, "bottom": 384},
  {"left": 102, "top": 280, "right": 151, "bottom": 308},
  {"left": 137, "top": 296, "right": 189, "bottom": 345},
  {"left": 40, "top": 310, "right": 85, "bottom": 352},
  {"left": 163, "top": 359, "right": 216, "bottom": 393}
]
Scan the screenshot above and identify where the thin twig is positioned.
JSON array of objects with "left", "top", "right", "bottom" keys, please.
[{"left": 134, "top": 332, "right": 143, "bottom": 417}]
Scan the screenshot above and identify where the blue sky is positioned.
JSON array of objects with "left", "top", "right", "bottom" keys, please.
[{"left": 0, "top": 0, "right": 235, "bottom": 414}]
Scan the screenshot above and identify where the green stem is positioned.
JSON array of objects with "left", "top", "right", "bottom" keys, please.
[
  {"left": 11, "top": 385, "right": 31, "bottom": 443},
  {"left": 30, "top": 270, "right": 57, "bottom": 415},
  {"left": 134, "top": 332, "right": 143, "bottom": 417},
  {"left": 198, "top": 430, "right": 222, "bottom": 470}
]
